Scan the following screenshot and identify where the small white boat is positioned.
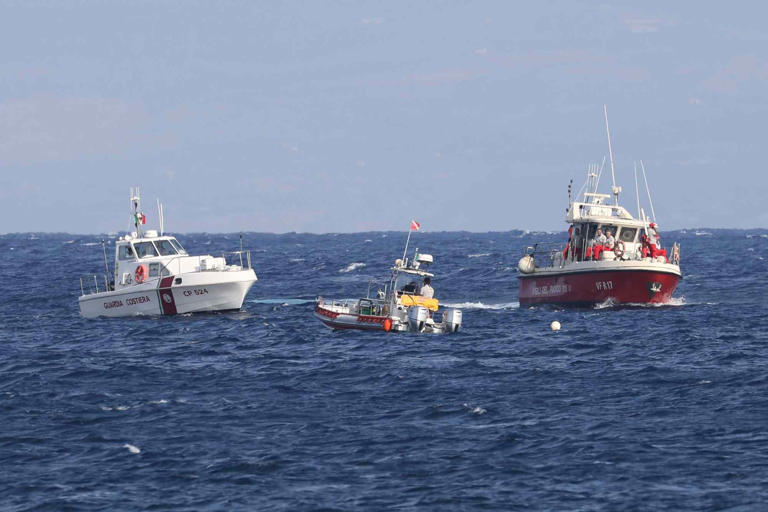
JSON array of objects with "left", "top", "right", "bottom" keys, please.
[
  {"left": 78, "top": 188, "right": 257, "bottom": 318},
  {"left": 314, "top": 223, "right": 462, "bottom": 334}
]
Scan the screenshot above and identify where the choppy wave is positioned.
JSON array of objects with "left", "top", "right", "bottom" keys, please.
[{"left": 467, "top": 253, "right": 491, "bottom": 258}]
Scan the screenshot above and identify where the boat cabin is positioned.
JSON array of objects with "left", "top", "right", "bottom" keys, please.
[
  {"left": 565, "top": 195, "right": 661, "bottom": 262},
  {"left": 113, "top": 230, "right": 227, "bottom": 289},
  {"left": 390, "top": 252, "right": 434, "bottom": 296}
]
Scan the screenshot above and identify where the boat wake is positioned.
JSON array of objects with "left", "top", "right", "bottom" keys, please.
[
  {"left": 594, "top": 296, "right": 688, "bottom": 310},
  {"left": 338, "top": 262, "right": 366, "bottom": 273},
  {"left": 442, "top": 301, "right": 519, "bottom": 310}
]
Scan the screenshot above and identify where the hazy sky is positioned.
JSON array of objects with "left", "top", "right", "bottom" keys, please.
[{"left": 2, "top": 1, "right": 767, "bottom": 233}]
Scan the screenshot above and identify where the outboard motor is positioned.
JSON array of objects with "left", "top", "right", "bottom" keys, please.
[
  {"left": 443, "top": 308, "right": 462, "bottom": 333},
  {"left": 407, "top": 305, "right": 428, "bottom": 332},
  {"left": 518, "top": 255, "right": 535, "bottom": 274}
]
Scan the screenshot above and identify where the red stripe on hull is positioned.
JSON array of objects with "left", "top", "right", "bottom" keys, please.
[
  {"left": 519, "top": 269, "right": 680, "bottom": 305},
  {"left": 318, "top": 317, "right": 388, "bottom": 331},
  {"left": 157, "top": 276, "right": 178, "bottom": 315}
]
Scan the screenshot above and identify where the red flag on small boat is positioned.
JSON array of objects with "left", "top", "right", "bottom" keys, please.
[{"left": 410, "top": 220, "right": 421, "bottom": 231}]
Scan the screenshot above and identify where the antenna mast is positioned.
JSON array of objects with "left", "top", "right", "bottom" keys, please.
[
  {"left": 603, "top": 105, "right": 620, "bottom": 205},
  {"left": 640, "top": 160, "right": 657, "bottom": 224},
  {"left": 633, "top": 161, "right": 641, "bottom": 219},
  {"left": 401, "top": 228, "right": 413, "bottom": 265},
  {"left": 130, "top": 187, "right": 144, "bottom": 238},
  {"left": 156, "top": 198, "right": 165, "bottom": 235}
]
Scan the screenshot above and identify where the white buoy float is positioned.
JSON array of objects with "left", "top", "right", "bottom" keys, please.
[{"left": 550, "top": 321, "right": 561, "bottom": 331}]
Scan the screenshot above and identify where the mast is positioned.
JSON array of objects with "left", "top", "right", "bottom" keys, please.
[
  {"left": 401, "top": 227, "right": 413, "bottom": 265},
  {"left": 640, "top": 160, "right": 657, "bottom": 224},
  {"left": 156, "top": 198, "right": 164, "bottom": 235},
  {"left": 603, "top": 105, "right": 620, "bottom": 205},
  {"left": 130, "top": 187, "right": 144, "bottom": 238},
  {"left": 634, "top": 161, "right": 641, "bottom": 218}
]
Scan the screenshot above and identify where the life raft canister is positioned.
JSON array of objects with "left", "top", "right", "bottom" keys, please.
[{"left": 135, "top": 263, "right": 148, "bottom": 283}]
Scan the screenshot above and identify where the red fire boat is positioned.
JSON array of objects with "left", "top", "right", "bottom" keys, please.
[{"left": 517, "top": 107, "right": 682, "bottom": 306}]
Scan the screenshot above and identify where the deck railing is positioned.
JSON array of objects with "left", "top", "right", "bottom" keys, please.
[
  {"left": 80, "top": 274, "right": 112, "bottom": 296},
  {"left": 221, "top": 250, "right": 252, "bottom": 270}
]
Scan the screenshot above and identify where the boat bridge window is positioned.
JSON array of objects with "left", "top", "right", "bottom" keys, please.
[
  {"left": 395, "top": 274, "right": 419, "bottom": 295},
  {"left": 149, "top": 262, "right": 160, "bottom": 278},
  {"left": 619, "top": 227, "right": 637, "bottom": 243},
  {"left": 134, "top": 241, "right": 158, "bottom": 258},
  {"left": 118, "top": 244, "right": 135, "bottom": 260},
  {"left": 583, "top": 224, "right": 598, "bottom": 242},
  {"left": 155, "top": 240, "right": 178, "bottom": 256},
  {"left": 169, "top": 238, "right": 187, "bottom": 254},
  {"left": 600, "top": 225, "right": 618, "bottom": 238}
]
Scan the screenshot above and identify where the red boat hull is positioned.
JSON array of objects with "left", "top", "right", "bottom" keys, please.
[
  {"left": 518, "top": 268, "right": 680, "bottom": 305},
  {"left": 314, "top": 304, "right": 391, "bottom": 331}
]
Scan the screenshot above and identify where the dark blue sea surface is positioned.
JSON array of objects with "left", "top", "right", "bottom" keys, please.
[{"left": 1, "top": 229, "right": 767, "bottom": 511}]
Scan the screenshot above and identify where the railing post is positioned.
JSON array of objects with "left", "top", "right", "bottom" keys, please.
[
  {"left": 94, "top": 274, "right": 98, "bottom": 294},
  {"left": 80, "top": 277, "right": 84, "bottom": 296}
]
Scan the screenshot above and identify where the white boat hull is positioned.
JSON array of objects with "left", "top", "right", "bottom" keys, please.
[{"left": 79, "top": 269, "right": 257, "bottom": 318}]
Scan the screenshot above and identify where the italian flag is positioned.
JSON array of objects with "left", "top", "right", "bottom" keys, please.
[
  {"left": 135, "top": 213, "right": 146, "bottom": 225},
  {"left": 410, "top": 220, "right": 421, "bottom": 231}
]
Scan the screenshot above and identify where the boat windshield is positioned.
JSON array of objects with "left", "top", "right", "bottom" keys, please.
[
  {"left": 134, "top": 241, "right": 158, "bottom": 258},
  {"left": 395, "top": 273, "right": 421, "bottom": 295},
  {"left": 169, "top": 238, "right": 187, "bottom": 254},
  {"left": 155, "top": 239, "right": 178, "bottom": 256},
  {"left": 118, "top": 244, "right": 135, "bottom": 260}
]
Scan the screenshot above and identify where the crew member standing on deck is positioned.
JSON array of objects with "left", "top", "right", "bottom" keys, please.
[{"left": 421, "top": 277, "right": 434, "bottom": 299}]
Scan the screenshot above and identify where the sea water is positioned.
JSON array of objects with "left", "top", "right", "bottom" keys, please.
[{"left": 1, "top": 230, "right": 767, "bottom": 510}]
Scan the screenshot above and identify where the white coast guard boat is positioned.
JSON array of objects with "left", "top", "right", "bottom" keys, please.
[
  {"left": 517, "top": 107, "right": 681, "bottom": 306},
  {"left": 314, "top": 224, "right": 462, "bottom": 333},
  {"left": 78, "top": 188, "right": 257, "bottom": 318}
]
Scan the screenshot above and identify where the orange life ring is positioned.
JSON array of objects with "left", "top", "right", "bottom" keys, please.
[
  {"left": 383, "top": 318, "right": 392, "bottom": 332},
  {"left": 135, "top": 264, "right": 148, "bottom": 283}
]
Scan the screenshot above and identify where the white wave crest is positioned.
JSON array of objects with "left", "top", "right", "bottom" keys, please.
[
  {"left": 463, "top": 403, "right": 487, "bottom": 415},
  {"left": 594, "top": 296, "right": 688, "bottom": 309},
  {"left": 442, "top": 301, "right": 519, "bottom": 310},
  {"left": 467, "top": 253, "right": 490, "bottom": 258},
  {"left": 339, "top": 262, "right": 366, "bottom": 273}
]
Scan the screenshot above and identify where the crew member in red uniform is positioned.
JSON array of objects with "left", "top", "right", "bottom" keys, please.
[
  {"left": 648, "top": 223, "right": 667, "bottom": 262},
  {"left": 592, "top": 228, "right": 606, "bottom": 260}
]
